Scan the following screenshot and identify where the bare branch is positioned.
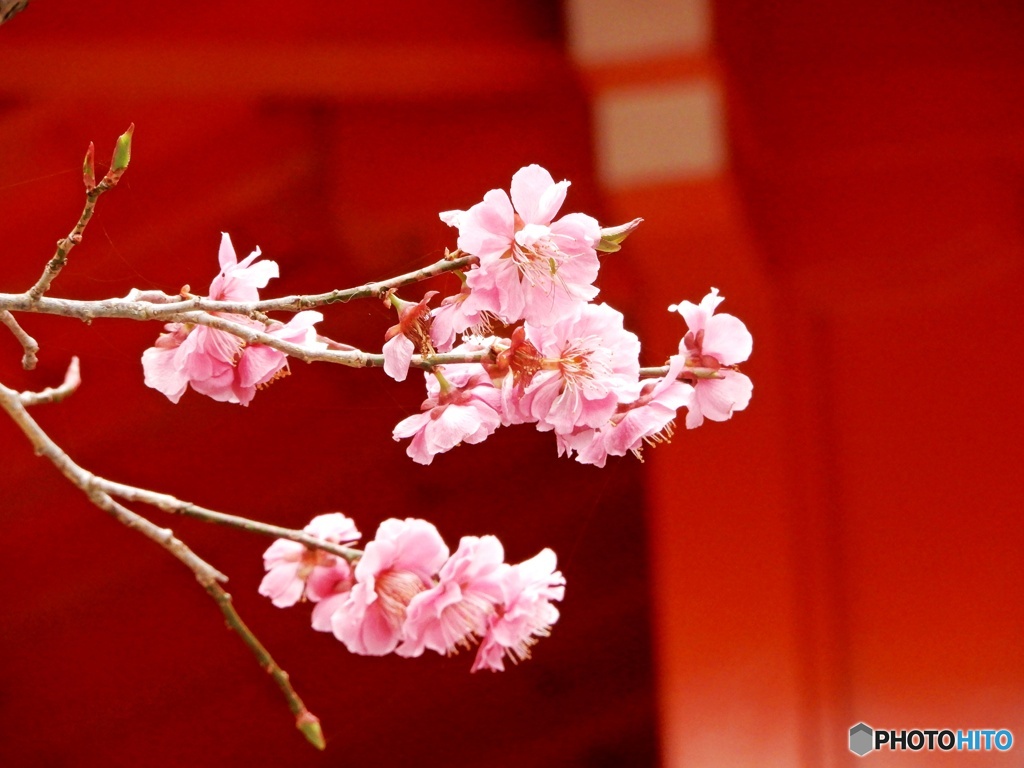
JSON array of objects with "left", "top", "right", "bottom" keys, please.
[
  {"left": 87, "top": 487, "right": 229, "bottom": 585},
  {"left": 0, "top": 0, "right": 31, "bottom": 27},
  {"left": 0, "top": 376, "right": 328, "bottom": 750},
  {"left": 2, "top": 252, "right": 478, "bottom": 322},
  {"left": 25, "top": 128, "right": 133, "bottom": 302},
  {"left": 638, "top": 364, "right": 726, "bottom": 380},
  {"left": 18, "top": 356, "right": 81, "bottom": 406},
  {"left": 97, "top": 478, "right": 361, "bottom": 562},
  {"left": 0, "top": 309, "right": 39, "bottom": 369},
  {"left": 27, "top": 187, "right": 108, "bottom": 301},
  {"left": 189, "top": 312, "right": 489, "bottom": 369},
  {"left": 201, "top": 579, "right": 326, "bottom": 750}
]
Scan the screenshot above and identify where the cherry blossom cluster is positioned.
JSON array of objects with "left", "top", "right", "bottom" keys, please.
[
  {"left": 142, "top": 234, "right": 325, "bottom": 405},
  {"left": 388, "top": 164, "right": 753, "bottom": 465},
  {"left": 138, "top": 164, "right": 753, "bottom": 467},
  {"left": 259, "top": 513, "right": 564, "bottom": 672}
]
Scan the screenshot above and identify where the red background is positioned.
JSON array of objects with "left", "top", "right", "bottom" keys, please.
[{"left": 1, "top": 2, "right": 1022, "bottom": 766}]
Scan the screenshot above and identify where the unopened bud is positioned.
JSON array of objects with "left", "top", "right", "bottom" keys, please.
[
  {"left": 295, "top": 710, "right": 326, "bottom": 751},
  {"left": 83, "top": 142, "right": 96, "bottom": 192},
  {"left": 596, "top": 217, "right": 643, "bottom": 253},
  {"left": 111, "top": 124, "right": 134, "bottom": 173}
]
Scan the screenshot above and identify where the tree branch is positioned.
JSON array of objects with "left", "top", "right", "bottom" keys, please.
[
  {"left": 27, "top": 183, "right": 112, "bottom": 302},
  {"left": 96, "top": 477, "right": 361, "bottom": 562},
  {"left": 201, "top": 579, "right": 325, "bottom": 750},
  {"left": 0, "top": 309, "right": 39, "bottom": 369},
  {"left": 0, "top": 371, "right": 328, "bottom": 750},
  {"left": 2, "top": 253, "right": 477, "bottom": 322},
  {"left": 18, "top": 356, "right": 81, "bottom": 406}
]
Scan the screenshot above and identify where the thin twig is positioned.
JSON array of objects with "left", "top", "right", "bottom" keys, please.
[
  {"left": 639, "top": 365, "right": 671, "bottom": 379},
  {"left": 201, "top": 580, "right": 325, "bottom": 750},
  {"left": 0, "top": 374, "right": 327, "bottom": 750},
  {"left": 0, "top": 309, "right": 39, "bottom": 369},
  {"left": 1, "top": 253, "right": 477, "bottom": 321},
  {"left": 26, "top": 128, "right": 132, "bottom": 302},
  {"left": 0, "top": 380, "right": 226, "bottom": 583},
  {"left": 18, "top": 356, "right": 81, "bottom": 406},
  {"left": 26, "top": 183, "right": 110, "bottom": 302},
  {"left": 639, "top": 364, "right": 724, "bottom": 380},
  {"left": 87, "top": 489, "right": 228, "bottom": 584},
  {"left": 96, "top": 478, "right": 361, "bottom": 562},
  {"left": 182, "top": 311, "right": 496, "bottom": 370}
]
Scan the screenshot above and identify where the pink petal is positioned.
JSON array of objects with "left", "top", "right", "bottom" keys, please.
[
  {"left": 393, "top": 411, "right": 433, "bottom": 440},
  {"left": 217, "top": 232, "right": 239, "bottom": 272},
  {"left": 702, "top": 312, "right": 753, "bottom": 366},
  {"left": 237, "top": 344, "right": 286, "bottom": 389},
  {"left": 258, "top": 562, "right": 304, "bottom": 608},
  {"left": 306, "top": 562, "right": 352, "bottom": 602},
  {"left": 383, "top": 334, "right": 415, "bottom": 382},
  {"left": 303, "top": 512, "right": 361, "bottom": 543},
  {"left": 548, "top": 212, "right": 600, "bottom": 258},
  {"left": 262, "top": 538, "right": 304, "bottom": 566},
  {"left": 689, "top": 371, "right": 753, "bottom": 426},
  {"left": 357, "top": 603, "right": 403, "bottom": 655},
  {"left": 424, "top": 405, "right": 485, "bottom": 454},
  {"left": 141, "top": 344, "right": 189, "bottom": 404},
  {"left": 439, "top": 209, "right": 465, "bottom": 227},
  {"left": 311, "top": 591, "right": 347, "bottom": 632},
  {"left": 458, "top": 190, "right": 514, "bottom": 259},
  {"left": 510, "top": 165, "right": 566, "bottom": 225},
  {"left": 189, "top": 360, "right": 242, "bottom": 404}
]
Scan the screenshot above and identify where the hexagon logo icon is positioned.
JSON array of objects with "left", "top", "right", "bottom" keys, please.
[{"left": 849, "top": 723, "right": 874, "bottom": 757}]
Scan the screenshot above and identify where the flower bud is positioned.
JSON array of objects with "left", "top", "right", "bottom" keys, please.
[
  {"left": 295, "top": 710, "right": 326, "bottom": 750},
  {"left": 111, "top": 124, "right": 134, "bottom": 173},
  {"left": 82, "top": 142, "right": 96, "bottom": 192},
  {"left": 596, "top": 217, "right": 643, "bottom": 253}
]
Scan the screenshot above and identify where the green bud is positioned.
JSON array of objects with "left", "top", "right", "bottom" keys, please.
[
  {"left": 111, "top": 123, "right": 134, "bottom": 172},
  {"left": 295, "top": 711, "right": 326, "bottom": 751},
  {"left": 596, "top": 217, "right": 643, "bottom": 253}
]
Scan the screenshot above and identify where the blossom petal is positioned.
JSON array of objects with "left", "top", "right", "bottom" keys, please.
[
  {"left": 702, "top": 312, "right": 753, "bottom": 366},
  {"left": 458, "top": 190, "right": 515, "bottom": 259},
  {"left": 510, "top": 165, "right": 566, "bottom": 225},
  {"left": 258, "top": 562, "right": 305, "bottom": 608},
  {"left": 218, "top": 232, "right": 239, "bottom": 272},
  {"left": 383, "top": 334, "right": 415, "bottom": 382},
  {"left": 141, "top": 344, "right": 189, "bottom": 404},
  {"left": 688, "top": 371, "right": 753, "bottom": 427}
]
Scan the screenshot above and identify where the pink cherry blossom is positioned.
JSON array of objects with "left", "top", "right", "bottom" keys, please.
[
  {"left": 670, "top": 288, "right": 753, "bottom": 428},
  {"left": 398, "top": 535, "right": 507, "bottom": 658},
  {"left": 209, "top": 232, "right": 279, "bottom": 303},
  {"left": 472, "top": 548, "right": 565, "bottom": 672},
  {"left": 142, "top": 322, "right": 232, "bottom": 404},
  {"left": 330, "top": 518, "right": 449, "bottom": 656},
  {"left": 310, "top": 586, "right": 351, "bottom": 633},
  {"left": 142, "top": 233, "right": 322, "bottom": 405},
  {"left": 429, "top": 278, "right": 496, "bottom": 352},
  {"left": 392, "top": 364, "right": 503, "bottom": 465},
  {"left": 559, "top": 354, "right": 693, "bottom": 467},
  {"left": 258, "top": 513, "right": 361, "bottom": 609},
  {"left": 235, "top": 311, "right": 325, "bottom": 402},
  {"left": 382, "top": 292, "right": 437, "bottom": 382},
  {"left": 514, "top": 303, "right": 641, "bottom": 434},
  {"left": 440, "top": 164, "right": 601, "bottom": 327}
]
